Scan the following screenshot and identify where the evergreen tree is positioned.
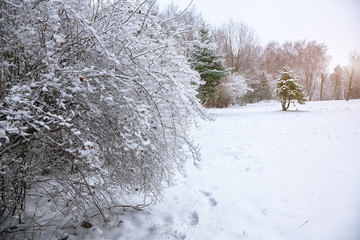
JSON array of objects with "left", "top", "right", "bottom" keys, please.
[
  {"left": 243, "top": 72, "right": 273, "bottom": 103},
  {"left": 258, "top": 73, "right": 273, "bottom": 101},
  {"left": 276, "top": 66, "right": 306, "bottom": 111},
  {"left": 189, "top": 25, "right": 227, "bottom": 107}
]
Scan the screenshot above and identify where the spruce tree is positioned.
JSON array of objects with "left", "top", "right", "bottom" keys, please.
[
  {"left": 276, "top": 66, "right": 306, "bottom": 111},
  {"left": 189, "top": 25, "right": 227, "bottom": 107},
  {"left": 243, "top": 72, "right": 272, "bottom": 103}
]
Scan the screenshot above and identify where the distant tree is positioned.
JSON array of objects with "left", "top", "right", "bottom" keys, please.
[
  {"left": 189, "top": 25, "right": 227, "bottom": 107},
  {"left": 349, "top": 53, "right": 360, "bottom": 99},
  {"left": 243, "top": 72, "right": 273, "bottom": 103},
  {"left": 276, "top": 66, "right": 306, "bottom": 111},
  {"left": 213, "top": 19, "right": 260, "bottom": 75},
  {"left": 344, "top": 51, "right": 360, "bottom": 101},
  {"left": 301, "top": 41, "right": 330, "bottom": 100},
  {"left": 319, "top": 73, "right": 327, "bottom": 101},
  {"left": 263, "top": 41, "right": 293, "bottom": 80},
  {"left": 330, "top": 65, "right": 344, "bottom": 100}
]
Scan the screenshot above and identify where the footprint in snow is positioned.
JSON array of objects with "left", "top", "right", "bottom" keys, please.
[
  {"left": 200, "top": 190, "right": 212, "bottom": 197},
  {"left": 209, "top": 197, "right": 217, "bottom": 207},
  {"left": 187, "top": 210, "right": 199, "bottom": 226},
  {"left": 200, "top": 190, "right": 218, "bottom": 207}
]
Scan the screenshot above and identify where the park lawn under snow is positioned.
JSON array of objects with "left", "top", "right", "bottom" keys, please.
[{"left": 85, "top": 100, "right": 360, "bottom": 240}]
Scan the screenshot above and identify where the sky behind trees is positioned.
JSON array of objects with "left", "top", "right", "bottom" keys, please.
[{"left": 157, "top": 0, "right": 360, "bottom": 70}]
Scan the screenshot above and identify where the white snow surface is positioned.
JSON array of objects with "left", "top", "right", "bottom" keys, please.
[{"left": 74, "top": 100, "right": 360, "bottom": 239}]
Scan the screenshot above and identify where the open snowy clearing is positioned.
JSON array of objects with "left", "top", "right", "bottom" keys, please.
[{"left": 83, "top": 100, "right": 360, "bottom": 240}]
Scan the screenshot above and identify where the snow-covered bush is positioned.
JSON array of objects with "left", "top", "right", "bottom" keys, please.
[
  {"left": 216, "top": 74, "right": 251, "bottom": 107},
  {"left": 0, "top": 0, "right": 205, "bottom": 236}
]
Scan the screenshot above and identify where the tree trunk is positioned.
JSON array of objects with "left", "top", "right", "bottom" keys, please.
[
  {"left": 346, "top": 68, "right": 355, "bottom": 101},
  {"left": 281, "top": 97, "right": 290, "bottom": 111},
  {"left": 281, "top": 100, "right": 286, "bottom": 111},
  {"left": 320, "top": 73, "right": 326, "bottom": 101},
  {"left": 346, "top": 75, "right": 353, "bottom": 101},
  {"left": 286, "top": 96, "right": 291, "bottom": 110},
  {"left": 334, "top": 76, "right": 339, "bottom": 100}
]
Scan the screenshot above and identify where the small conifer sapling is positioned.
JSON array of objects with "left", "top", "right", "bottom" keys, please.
[{"left": 276, "top": 66, "right": 306, "bottom": 111}]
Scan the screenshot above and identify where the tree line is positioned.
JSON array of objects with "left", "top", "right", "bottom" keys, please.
[{"left": 166, "top": 4, "right": 360, "bottom": 107}]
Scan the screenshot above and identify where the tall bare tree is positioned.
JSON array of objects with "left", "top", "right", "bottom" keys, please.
[
  {"left": 213, "top": 19, "right": 260, "bottom": 75},
  {"left": 319, "top": 73, "right": 327, "bottom": 101},
  {"left": 263, "top": 41, "right": 287, "bottom": 80},
  {"left": 301, "top": 41, "right": 330, "bottom": 100},
  {"left": 330, "top": 65, "right": 345, "bottom": 100},
  {"left": 344, "top": 51, "right": 360, "bottom": 101}
]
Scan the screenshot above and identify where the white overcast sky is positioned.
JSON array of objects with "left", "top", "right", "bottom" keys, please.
[{"left": 157, "top": 0, "right": 360, "bottom": 70}]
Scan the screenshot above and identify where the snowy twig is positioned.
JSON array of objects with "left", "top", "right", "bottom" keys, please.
[
  {"left": 299, "top": 220, "right": 308, "bottom": 228},
  {"left": 136, "top": 0, "right": 157, "bottom": 37},
  {"left": 161, "top": 0, "right": 194, "bottom": 25},
  {"left": 107, "top": 203, "right": 151, "bottom": 211},
  {"left": 122, "top": 0, "right": 148, "bottom": 25}
]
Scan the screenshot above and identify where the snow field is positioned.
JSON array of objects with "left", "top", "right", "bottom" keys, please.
[
  {"left": 188, "top": 100, "right": 360, "bottom": 240},
  {"left": 97, "top": 100, "right": 360, "bottom": 240}
]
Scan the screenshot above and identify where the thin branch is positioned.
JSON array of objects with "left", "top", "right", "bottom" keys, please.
[
  {"left": 136, "top": 0, "right": 157, "bottom": 37},
  {"left": 161, "top": 0, "right": 194, "bottom": 25},
  {"left": 131, "top": 45, "right": 168, "bottom": 60},
  {"left": 78, "top": 169, "right": 108, "bottom": 224},
  {"left": 106, "top": 203, "right": 151, "bottom": 211},
  {"left": 122, "top": 0, "right": 148, "bottom": 25}
]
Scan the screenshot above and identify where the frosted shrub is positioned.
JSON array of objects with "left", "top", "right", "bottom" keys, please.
[
  {"left": 0, "top": 0, "right": 205, "bottom": 236},
  {"left": 216, "top": 74, "right": 251, "bottom": 107}
]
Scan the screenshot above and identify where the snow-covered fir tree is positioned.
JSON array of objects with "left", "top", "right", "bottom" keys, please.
[
  {"left": 276, "top": 66, "right": 306, "bottom": 111},
  {"left": 189, "top": 25, "right": 227, "bottom": 107}
]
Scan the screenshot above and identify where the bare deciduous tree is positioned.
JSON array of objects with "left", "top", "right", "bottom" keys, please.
[
  {"left": 344, "top": 51, "right": 360, "bottom": 101},
  {"left": 213, "top": 19, "right": 260, "bottom": 76},
  {"left": 320, "top": 73, "right": 327, "bottom": 101},
  {"left": 329, "top": 65, "right": 344, "bottom": 100}
]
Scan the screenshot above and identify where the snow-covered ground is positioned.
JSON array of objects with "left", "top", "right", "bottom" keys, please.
[{"left": 80, "top": 100, "right": 360, "bottom": 239}]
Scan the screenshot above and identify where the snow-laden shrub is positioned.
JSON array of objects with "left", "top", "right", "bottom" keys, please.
[
  {"left": 0, "top": 0, "right": 206, "bottom": 236},
  {"left": 216, "top": 74, "right": 251, "bottom": 107}
]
